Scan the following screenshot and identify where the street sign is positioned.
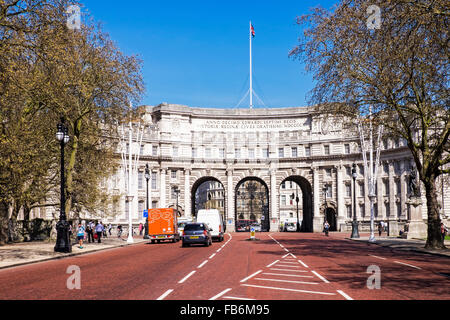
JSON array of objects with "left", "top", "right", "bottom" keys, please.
[
  {"left": 250, "top": 226, "right": 255, "bottom": 240},
  {"left": 143, "top": 209, "right": 148, "bottom": 218}
]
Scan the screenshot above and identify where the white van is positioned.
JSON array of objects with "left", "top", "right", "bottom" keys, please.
[{"left": 196, "top": 209, "right": 224, "bottom": 242}]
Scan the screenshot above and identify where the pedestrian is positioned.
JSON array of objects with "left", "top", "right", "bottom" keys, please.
[
  {"left": 76, "top": 223, "right": 85, "bottom": 249},
  {"left": 323, "top": 220, "right": 330, "bottom": 236},
  {"left": 86, "top": 221, "right": 94, "bottom": 243},
  {"left": 378, "top": 221, "right": 383, "bottom": 237},
  {"left": 95, "top": 221, "right": 104, "bottom": 243},
  {"left": 117, "top": 224, "right": 123, "bottom": 239},
  {"left": 108, "top": 223, "right": 112, "bottom": 236},
  {"left": 441, "top": 223, "right": 448, "bottom": 241},
  {"left": 139, "top": 223, "right": 143, "bottom": 236}
]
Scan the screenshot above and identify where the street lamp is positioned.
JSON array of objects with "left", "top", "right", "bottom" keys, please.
[
  {"left": 174, "top": 186, "right": 180, "bottom": 217},
  {"left": 351, "top": 163, "right": 360, "bottom": 238},
  {"left": 323, "top": 183, "right": 330, "bottom": 224},
  {"left": 54, "top": 117, "right": 71, "bottom": 253},
  {"left": 291, "top": 184, "right": 300, "bottom": 232},
  {"left": 144, "top": 164, "right": 150, "bottom": 239}
]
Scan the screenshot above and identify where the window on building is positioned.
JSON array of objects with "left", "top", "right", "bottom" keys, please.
[
  {"left": 359, "top": 164, "right": 364, "bottom": 175},
  {"left": 173, "top": 146, "right": 178, "bottom": 157},
  {"left": 346, "top": 184, "right": 351, "bottom": 197},
  {"left": 324, "top": 145, "right": 330, "bottom": 155},
  {"left": 140, "top": 144, "right": 144, "bottom": 155},
  {"left": 205, "top": 148, "right": 211, "bottom": 158},
  {"left": 152, "top": 145, "right": 158, "bottom": 156},
  {"left": 125, "top": 200, "right": 130, "bottom": 219},
  {"left": 396, "top": 179, "right": 401, "bottom": 195},
  {"left": 281, "top": 195, "right": 286, "bottom": 206},
  {"left": 138, "top": 201, "right": 144, "bottom": 215},
  {"left": 326, "top": 168, "right": 332, "bottom": 178},
  {"left": 292, "top": 147, "right": 298, "bottom": 158},
  {"left": 359, "top": 183, "right": 365, "bottom": 197},
  {"left": 305, "top": 146, "right": 311, "bottom": 157},
  {"left": 278, "top": 148, "right": 284, "bottom": 158},
  {"left": 346, "top": 166, "right": 352, "bottom": 177},
  {"left": 235, "top": 148, "right": 241, "bottom": 158},
  {"left": 219, "top": 148, "right": 225, "bottom": 158},
  {"left": 344, "top": 144, "right": 350, "bottom": 154},
  {"left": 281, "top": 182, "right": 286, "bottom": 189},
  {"left": 397, "top": 203, "right": 402, "bottom": 217},
  {"left": 325, "top": 184, "right": 332, "bottom": 198},
  {"left": 263, "top": 148, "right": 269, "bottom": 158},
  {"left": 171, "top": 170, "right": 177, "bottom": 179},
  {"left": 171, "top": 186, "right": 179, "bottom": 199},
  {"left": 192, "top": 147, "right": 197, "bottom": 158},
  {"left": 384, "top": 163, "right": 389, "bottom": 174},
  {"left": 151, "top": 172, "right": 157, "bottom": 190},
  {"left": 347, "top": 205, "right": 352, "bottom": 218},
  {"left": 152, "top": 201, "right": 158, "bottom": 209},
  {"left": 384, "top": 180, "right": 390, "bottom": 196},
  {"left": 385, "top": 202, "right": 390, "bottom": 217},
  {"left": 249, "top": 148, "right": 255, "bottom": 159},
  {"left": 138, "top": 171, "right": 143, "bottom": 189},
  {"left": 360, "top": 204, "right": 365, "bottom": 217}
]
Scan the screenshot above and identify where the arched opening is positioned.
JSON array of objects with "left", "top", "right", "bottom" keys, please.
[
  {"left": 191, "top": 177, "right": 226, "bottom": 223},
  {"left": 235, "top": 177, "right": 269, "bottom": 232},
  {"left": 279, "top": 176, "right": 313, "bottom": 232},
  {"left": 325, "top": 207, "right": 337, "bottom": 232}
]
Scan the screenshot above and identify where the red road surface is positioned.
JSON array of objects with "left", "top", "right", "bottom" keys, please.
[{"left": 0, "top": 232, "right": 448, "bottom": 300}]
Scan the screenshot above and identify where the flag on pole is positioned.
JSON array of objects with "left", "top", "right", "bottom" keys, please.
[{"left": 251, "top": 24, "right": 255, "bottom": 38}]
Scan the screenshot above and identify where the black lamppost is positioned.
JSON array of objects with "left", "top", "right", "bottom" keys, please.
[
  {"left": 174, "top": 186, "right": 180, "bottom": 217},
  {"left": 323, "top": 183, "right": 330, "bottom": 223},
  {"left": 54, "top": 117, "right": 72, "bottom": 253},
  {"left": 144, "top": 164, "right": 150, "bottom": 239},
  {"left": 351, "top": 163, "right": 360, "bottom": 238}
]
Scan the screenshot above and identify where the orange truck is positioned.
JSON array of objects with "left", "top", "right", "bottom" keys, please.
[{"left": 147, "top": 208, "right": 180, "bottom": 243}]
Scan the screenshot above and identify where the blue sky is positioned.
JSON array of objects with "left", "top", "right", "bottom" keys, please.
[{"left": 81, "top": 0, "right": 338, "bottom": 108}]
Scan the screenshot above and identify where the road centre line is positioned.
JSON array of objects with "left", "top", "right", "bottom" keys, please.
[
  {"left": 266, "top": 260, "right": 279, "bottom": 268},
  {"left": 394, "top": 261, "right": 422, "bottom": 270},
  {"left": 369, "top": 254, "right": 386, "bottom": 260},
  {"left": 156, "top": 289, "right": 174, "bottom": 300},
  {"left": 240, "top": 270, "right": 263, "bottom": 283},
  {"left": 178, "top": 271, "right": 196, "bottom": 284},
  {"left": 197, "top": 260, "right": 208, "bottom": 269},
  {"left": 262, "top": 273, "right": 314, "bottom": 278},
  {"left": 283, "top": 247, "right": 290, "bottom": 252},
  {"left": 337, "top": 290, "right": 353, "bottom": 300},
  {"left": 311, "top": 271, "right": 329, "bottom": 283},
  {"left": 241, "top": 284, "right": 336, "bottom": 296},
  {"left": 270, "top": 268, "right": 308, "bottom": 272},
  {"left": 209, "top": 253, "right": 216, "bottom": 259},
  {"left": 254, "top": 278, "right": 320, "bottom": 285},
  {"left": 209, "top": 288, "right": 232, "bottom": 300}
]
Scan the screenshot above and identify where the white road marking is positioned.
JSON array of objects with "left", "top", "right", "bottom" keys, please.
[
  {"left": 254, "top": 278, "right": 319, "bottom": 285},
  {"left": 178, "top": 270, "right": 196, "bottom": 284},
  {"left": 394, "top": 261, "right": 421, "bottom": 270},
  {"left": 197, "top": 260, "right": 208, "bottom": 269},
  {"left": 240, "top": 270, "right": 263, "bottom": 283},
  {"left": 275, "top": 264, "right": 302, "bottom": 268},
  {"left": 283, "top": 247, "right": 290, "bottom": 252},
  {"left": 337, "top": 290, "right": 353, "bottom": 300},
  {"left": 266, "top": 260, "right": 280, "bottom": 268},
  {"left": 156, "top": 289, "right": 173, "bottom": 300},
  {"left": 209, "top": 253, "right": 216, "bottom": 259},
  {"left": 223, "top": 296, "right": 256, "bottom": 300},
  {"left": 369, "top": 254, "right": 386, "bottom": 260},
  {"left": 276, "top": 261, "right": 298, "bottom": 264},
  {"left": 297, "top": 259, "right": 309, "bottom": 268},
  {"left": 262, "top": 273, "right": 314, "bottom": 278},
  {"left": 241, "top": 284, "right": 336, "bottom": 296},
  {"left": 311, "top": 271, "right": 329, "bottom": 283},
  {"left": 270, "top": 268, "right": 308, "bottom": 273},
  {"left": 209, "top": 288, "right": 232, "bottom": 300}
]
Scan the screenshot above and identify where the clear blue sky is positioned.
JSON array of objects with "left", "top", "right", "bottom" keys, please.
[{"left": 81, "top": 0, "right": 338, "bottom": 108}]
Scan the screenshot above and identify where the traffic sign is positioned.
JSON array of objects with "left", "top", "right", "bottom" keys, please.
[{"left": 143, "top": 209, "right": 148, "bottom": 218}]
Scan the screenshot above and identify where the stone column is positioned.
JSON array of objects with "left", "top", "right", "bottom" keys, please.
[
  {"left": 226, "top": 169, "right": 235, "bottom": 232},
  {"left": 160, "top": 168, "right": 166, "bottom": 208},
  {"left": 336, "top": 164, "right": 345, "bottom": 227},
  {"left": 184, "top": 169, "right": 191, "bottom": 218},
  {"left": 313, "top": 167, "right": 322, "bottom": 232},
  {"left": 270, "top": 169, "right": 279, "bottom": 232},
  {"left": 388, "top": 161, "right": 395, "bottom": 220}
]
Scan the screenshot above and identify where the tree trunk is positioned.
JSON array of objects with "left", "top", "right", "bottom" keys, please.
[
  {"left": 0, "top": 201, "right": 9, "bottom": 245},
  {"left": 424, "top": 179, "right": 446, "bottom": 249}
]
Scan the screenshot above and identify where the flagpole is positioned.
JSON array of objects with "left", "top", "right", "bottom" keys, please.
[{"left": 249, "top": 20, "right": 253, "bottom": 109}]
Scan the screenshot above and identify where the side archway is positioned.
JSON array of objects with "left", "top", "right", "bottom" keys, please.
[{"left": 191, "top": 176, "right": 226, "bottom": 223}]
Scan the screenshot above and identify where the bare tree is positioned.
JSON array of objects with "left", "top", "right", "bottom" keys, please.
[{"left": 290, "top": 0, "right": 449, "bottom": 249}]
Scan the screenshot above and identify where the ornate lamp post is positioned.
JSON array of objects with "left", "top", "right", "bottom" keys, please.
[
  {"left": 174, "top": 186, "right": 180, "bottom": 216},
  {"left": 351, "top": 163, "right": 360, "bottom": 238},
  {"left": 144, "top": 164, "right": 150, "bottom": 239},
  {"left": 291, "top": 184, "right": 300, "bottom": 232},
  {"left": 323, "top": 183, "right": 330, "bottom": 223},
  {"left": 54, "top": 117, "right": 72, "bottom": 253}
]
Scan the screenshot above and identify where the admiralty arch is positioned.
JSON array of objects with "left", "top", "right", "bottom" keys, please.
[{"left": 27, "top": 103, "right": 449, "bottom": 234}]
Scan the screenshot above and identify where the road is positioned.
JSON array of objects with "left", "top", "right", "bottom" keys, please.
[{"left": 0, "top": 232, "right": 449, "bottom": 300}]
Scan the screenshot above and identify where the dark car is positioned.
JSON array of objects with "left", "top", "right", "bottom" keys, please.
[{"left": 182, "top": 223, "right": 213, "bottom": 247}]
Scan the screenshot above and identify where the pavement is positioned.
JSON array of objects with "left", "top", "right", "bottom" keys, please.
[
  {"left": 0, "top": 234, "right": 148, "bottom": 270},
  {"left": 0, "top": 232, "right": 448, "bottom": 271}
]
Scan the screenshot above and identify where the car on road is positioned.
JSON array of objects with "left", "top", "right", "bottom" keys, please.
[
  {"left": 182, "top": 223, "right": 213, "bottom": 247},
  {"left": 285, "top": 222, "right": 297, "bottom": 232}
]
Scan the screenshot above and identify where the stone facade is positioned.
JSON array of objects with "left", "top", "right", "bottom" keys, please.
[{"left": 26, "top": 103, "right": 450, "bottom": 235}]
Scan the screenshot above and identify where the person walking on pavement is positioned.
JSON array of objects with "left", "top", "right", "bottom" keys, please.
[
  {"left": 378, "top": 221, "right": 383, "bottom": 237},
  {"left": 86, "top": 221, "right": 94, "bottom": 243},
  {"left": 323, "top": 220, "right": 330, "bottom": 237},
  {"left": 108, "top": 223, "right": 112, "bottom": 236},
  {"left": 117, "top": 224, "right": 123, "bottom": 239},
  {"left": 95, "top": 221, "right": 104, "bottom": 243},
  {"left": 139, "top": 223, "right": 143, "bottom": 236},
  {"left": 76, "top": 223, "right": 85, "bottom": 249}
]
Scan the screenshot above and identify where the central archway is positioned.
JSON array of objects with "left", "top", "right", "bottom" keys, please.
[{"left": 235, "top": 177, "right": 269, "bottom": 232}]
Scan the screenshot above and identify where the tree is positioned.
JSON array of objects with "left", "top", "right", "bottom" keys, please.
[{"left": 290, "top": 0, "right": 449, "bottom": 249}]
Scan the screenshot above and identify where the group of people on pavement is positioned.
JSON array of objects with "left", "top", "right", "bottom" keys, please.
[{"left": 76, "top": 221, "right": 112, "bottom": 249}]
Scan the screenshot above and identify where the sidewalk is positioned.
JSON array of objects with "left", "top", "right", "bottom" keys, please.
[
  {"left": 344, "top": 234, "right": 450, "bottom": 258},
  {"left": 0, "top": 235, "right": 148, "bottom": 270}
]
